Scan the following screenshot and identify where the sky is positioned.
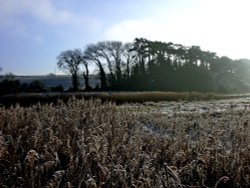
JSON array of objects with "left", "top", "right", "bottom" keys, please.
[{"left": 0, "top": 0, "right": 250, "bottom": 75}]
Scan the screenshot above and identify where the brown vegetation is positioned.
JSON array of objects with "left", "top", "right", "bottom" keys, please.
[
  {"left": 0, "top": 98, "right": 249, "bottom": 187},
  {"left": 2, "top": 91, "right": 249, "bottom": 107}
]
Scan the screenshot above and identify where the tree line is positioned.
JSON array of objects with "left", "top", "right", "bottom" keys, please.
[
  {"left": 1, "top": 38, "right": 249, "bottom": 95},
  {"left": 44, "top": 38, "right": 241, "bottom": 92},
  {"left": 58, "top": 38, "right": 250, "bottom": 93},
  {"left": 0, "top": 73, "right": 64, "bottom": 95}
]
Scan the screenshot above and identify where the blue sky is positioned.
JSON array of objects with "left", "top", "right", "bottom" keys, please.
[{"left": 0, "top": 0, "right": 250, "bottom": 75}]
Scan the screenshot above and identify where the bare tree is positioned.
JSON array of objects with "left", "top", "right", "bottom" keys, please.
[
  {"left": 83, "top": 41, "right": 137, "bottom": 89},
  {"left": 122, "top": 42, "right": 135, "bottom": 79},
  {"left": 96, "top": 41, "right": 125, "bottom": 86},
  {"left": 84, "top": 44, "right": 107, "bottom": 89},
  {"left": 105, "top": 41, "right": 124, "bottom": 84},
  {"left": 57, "top": 49, "right": 82, "bottom": 91},
  {"left": 70, "top": 49, "right": 91, "bottom": 90}
]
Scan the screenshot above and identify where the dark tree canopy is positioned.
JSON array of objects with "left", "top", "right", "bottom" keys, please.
[{"left": 56, "top": 38, "right": 250, "bottom": 93}]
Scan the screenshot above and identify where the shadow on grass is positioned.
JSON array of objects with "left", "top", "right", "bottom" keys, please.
[{"left": 1, "top": 91, "right": 250, "bottom": 107}]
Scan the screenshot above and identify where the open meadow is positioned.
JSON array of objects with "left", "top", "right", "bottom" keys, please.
[
  {"left": 1, "top": 97, "right": 250, "bottom": 187},
  {"left": 2, "top": 0, "right": 250, "bottom": 187}
]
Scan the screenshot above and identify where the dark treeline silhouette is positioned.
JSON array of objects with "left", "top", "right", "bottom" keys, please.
[
  {"left": 0, "top": 73, "right": 63, "bottom": 95},
  {"left": 1, "top": 38, "right": 250, "bottom": 95},
  {"left": 57, "top": 38, "right": 250, "bottom": 93}
]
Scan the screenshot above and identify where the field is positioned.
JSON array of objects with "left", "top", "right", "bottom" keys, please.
[
  {"left": 13, "top": 75, "right": 99, "bottom": 89},
  {"left": 1, "top": 97, "right": 250, "bottom": 187},
  {"left": 1, "top": 91, "right": 250, "bottom": 107}
]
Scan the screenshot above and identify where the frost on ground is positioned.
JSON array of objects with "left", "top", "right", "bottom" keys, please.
[
  {"left": 129, "top": 97, "right": 250, "bottom": 187},
  {"left": 136, "top": 97, "right": 250, "bottom": 137},
  {"left": 133, "top": 97, "right": 250, "bottom": 116},
  {"left": 0, "top": 98, "right": 250, "bottom": 187}
]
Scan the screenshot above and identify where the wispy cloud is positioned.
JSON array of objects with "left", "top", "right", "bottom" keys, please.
[
  {"left": 32, "top": 34, "right": 45, "bottom": 44},
  {"left": 0, "top": 0, "right": 102, "bottom": 40},
  {"left": 25, "top": 0, "right": 81, "bottom": 25},
  {"left": 104, "top": 0, "right": 250, "bottom": 59},
  {"left": 0, "top": 0, "right": 77, "bottom": 25},
  {"left": 104, "top": 19, "right": 163, "bottom": 42}
]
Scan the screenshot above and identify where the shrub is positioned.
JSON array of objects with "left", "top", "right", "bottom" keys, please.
[
  {"left": 0, "top": 79, "right": 21, "bottom": 95},
  {"left": 28, "top": 80, "right": 47, "bottom": 92},
  {"left": 50, "top": 85, "right": 64, "bottom": 92}
]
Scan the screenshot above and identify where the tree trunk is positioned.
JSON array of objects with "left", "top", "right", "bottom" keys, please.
[
  {"left": 83, "top": 74, "right": 91, "bottom": 90},
  {"left": 72, "top": 74, "right": 79, "bottom": 91},
  {"left": 99, "top": 64, "right": 107, "bottom": 90}
]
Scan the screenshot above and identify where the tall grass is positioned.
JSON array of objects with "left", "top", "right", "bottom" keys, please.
[{"left": 0, "top": 98, "right": 249, "bottom": 187}]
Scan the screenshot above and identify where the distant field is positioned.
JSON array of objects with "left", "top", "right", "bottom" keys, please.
[{"left": 15, "top": 75, "right": 99, "bottom": 89}]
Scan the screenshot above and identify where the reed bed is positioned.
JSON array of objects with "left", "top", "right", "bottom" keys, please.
[{"left": 0, "top": 98, "right": 249, "bottom": 187}]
